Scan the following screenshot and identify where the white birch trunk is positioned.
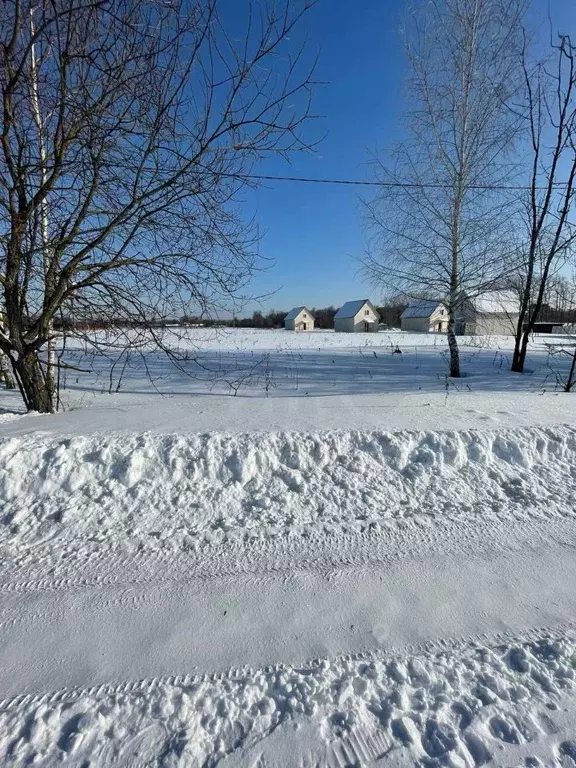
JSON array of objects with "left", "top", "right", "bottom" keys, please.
[
  {"left": 29, "top": 6, "right": 55, "bottom": 410},
  {"left": 0, "top": 352, "right": 15, "bottom": 389}
]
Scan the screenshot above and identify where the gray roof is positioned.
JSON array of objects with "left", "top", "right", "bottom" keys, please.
[
  {"left": 285, "top": 306, "right": 313, "bottom": 321},
  {"left": 334, "top": 299, "right": 374, "bottom": 319},
  {"left": 401, "top": 300, "right": 443, "bottom": 319}
]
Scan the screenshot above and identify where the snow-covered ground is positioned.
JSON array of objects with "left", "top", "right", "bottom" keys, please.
[
  {"left": 1, "top": 329, "right": 574, "bottom": 422},
  {"left": 2, "top": 424, "right": 576, "bottom": 565},
  {"left": 1, "top": 329, "right": 576, "bottom": 766},
  {"left": 34, "top": 328, "right": 576, "bottom": 403}
]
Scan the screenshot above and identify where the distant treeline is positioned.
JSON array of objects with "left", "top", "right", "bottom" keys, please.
[
  {"left": 52, "top": 298, "right": 576, "bottom": 332},
  {"left": 52, "top": 303, "right": 409, "bottom": 331},
  {"left": 183, "top": 304, "right": 408, "bottom": 329},
  {"left": 528, "top": 305, "right": 576, "bottom": 324}
]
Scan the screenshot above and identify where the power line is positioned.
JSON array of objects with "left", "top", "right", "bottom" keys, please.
[{"left": 230, "top": 172, "right": 568, "bottom": 192}]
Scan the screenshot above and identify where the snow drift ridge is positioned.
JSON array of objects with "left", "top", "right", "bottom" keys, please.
[{"left": 1, "top": 425, "right": 576, "bottom": 561}]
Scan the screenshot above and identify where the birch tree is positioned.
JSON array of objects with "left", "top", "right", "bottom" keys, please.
[
  {"left": 0, "top": 0, "right": 317, "bottom": 412},
  {"left": 364, "top": 0, "right": 525, "bottom": 377},
  {"left": 0, "top": 352, "right": 14, "bottom": 389}
]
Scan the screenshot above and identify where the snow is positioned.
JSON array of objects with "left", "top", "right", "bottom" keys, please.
[
  {"left": 1, "top": 425, "right": 576, "bottom": 566},
  {"left": 469, "top": 290, "right": 520, "bottom": 315},
  {"left": 2, "top": 391, "right": 576, "bottom": 441},
  {"left": 1, "top": 328, "right": 576, "bottom": 766},
  {"left": 2, "top": 594, "right": 576, "bottom": 765},
  {"left": 5, "top": 628, "right": 576, "bottom": 766},
  {"left": 3, "top": 507, "right": 576, "bottom": 699},
  {"left": 6, "top": 328, "right": 572, "bottom": 409}
]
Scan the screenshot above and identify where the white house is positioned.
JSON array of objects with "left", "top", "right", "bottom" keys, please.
[
  {"left": 284, "top": 306, "right": 315, "bottom": 331},
  {"left": 456, "top": 291, "right": 520, "bottom": 336},
  {"left": 401, "top": 291, "right": 520, "bottom": 335},
  {"left": 334, "top": 299, "right": 379, "bottom": 333},
  {"left": 401, "top": 300, "right": 447, "bottom": 333}
]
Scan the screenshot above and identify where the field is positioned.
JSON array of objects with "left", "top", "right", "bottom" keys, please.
[
  {"left": 48, "top": 327, "right": 576, "bottom": 400},
  {"left": 1, "top": 329, "right": 576, "bottom": 767}
]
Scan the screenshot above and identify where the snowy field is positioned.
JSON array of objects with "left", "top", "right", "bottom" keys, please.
[
  {"left": 48, "top": 328, "right": 576, "bottom": 402},
  {"left": 1, "top": 329, "right": 576, "bottom": 766},
  {"left": 1, "top": 329, "right": 574, "bottom": 420}
]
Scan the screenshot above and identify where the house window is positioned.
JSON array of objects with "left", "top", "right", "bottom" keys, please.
[
  {"left": 440, "top": 309, "right": 445, "bottom": 315},
  {"left": 365, "top": 309, "right": 370, "bottom": 315},
  {"left": 303, "top": 314, "right": 306, "bottom": 318}
]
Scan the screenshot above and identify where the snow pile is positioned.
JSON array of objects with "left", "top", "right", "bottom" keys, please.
[
  {"left": 2, "top": 629, "right": 576, "bottom": 766},
  {"left": 1, "top": 425, "right": 576, "bottom": 564}
]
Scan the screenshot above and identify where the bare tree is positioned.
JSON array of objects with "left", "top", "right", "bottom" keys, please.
[
  {"left": 511, "top": 34, "right": 576, "bottom": 373},
  {"left": 0, "top": 0, "right": 317, "bottom": 412},
  {"left": 363, "top": 0, "right": 525, "bottom": 377}
]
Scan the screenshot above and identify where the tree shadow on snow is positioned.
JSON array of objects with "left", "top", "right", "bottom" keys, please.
[{"left": 57, "top": 344, "right": 571, "bottom": 399}]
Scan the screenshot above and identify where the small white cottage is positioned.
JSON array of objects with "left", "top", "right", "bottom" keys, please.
[
  {"left": 284, "top": 306, "right": 315, "bottom": 331},
  {"left": 401, "top": 300, "right": 447, "bottom": 333},
  {"left": 401, "top": 291, "right": 520, "bottom": 335},
  {"left": 334, "top": 299, "right": 379, "bottom": 333},
  {"left": 456, "top": 291, "right": 520, "bottom": 336}
]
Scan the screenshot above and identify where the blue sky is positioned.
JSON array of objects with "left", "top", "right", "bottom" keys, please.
[{"left": 238, "top": 0, "right": 576, "bottom": 315}]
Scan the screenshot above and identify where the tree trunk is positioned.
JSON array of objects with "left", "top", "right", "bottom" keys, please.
[
  {"left": 511, "top": 338, "right": 523, "bottom": 372},
  {"left": 512, "top": 281, "right": 532, "bottom": 372},
  {"left": 12, "top": 351, "right": 54, "bottom": 412},
  {"left": 447, "top": 215, "right": 461, "bottom": 378},
  {"left": 447, "top": 310, "right": 461, "bottom": 378},
  {"left": 0, "top": 353, "right": 15, "bottom": 389},
  {"left": 46, "top": 336, "right": 56, "bottom": 401},
  {"left": 565, "top": 344, "right": 576, "bottom": 393},
  {"left": 511, "top": 328, "right": 530, "bottom": 372},
  {"left": 448, "top": 178, "right": 462, "bottom": 379},
  {"left": 512, "top": 264, "right": 549, "bottom": 373}
]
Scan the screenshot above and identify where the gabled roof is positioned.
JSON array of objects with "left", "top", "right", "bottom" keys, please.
[
  {"left": 334, "top": 299, "right": 376, "bottom": 319},
  {"left": 401, "top": 300, "right": 443, "bottom": 319},
  {"left": 468, "top": 290, "right": 520, "bottom": 315},
  {"left": 284, "top": 306, "right": 314, "bottom": 321}
]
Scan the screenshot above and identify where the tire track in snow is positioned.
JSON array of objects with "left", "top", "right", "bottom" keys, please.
[
  {"left": 1, "top": 508, "right": 575, "bottom": 597},
  {"left": 0, "top": 584, "right": 168, "bottom": 631},
  {"left": 2, "top": 618, "right": 576, "bottom": 714},
  {"left": 2, "top": 526, "right": 576, "bottom": 700},
  {"left": 5, "top": 624, "right": 576, "bottom": 768},
  {"left": 1, "top": 509, "right": 575, "bottom": 646}
]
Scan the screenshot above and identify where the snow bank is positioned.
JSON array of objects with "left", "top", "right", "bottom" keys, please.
[
  {"left": 2, "top": 628, "right": 575, "bottom": 766},
  {"left": 2, "top": 425, "right": 576, "bottom": 564}
]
